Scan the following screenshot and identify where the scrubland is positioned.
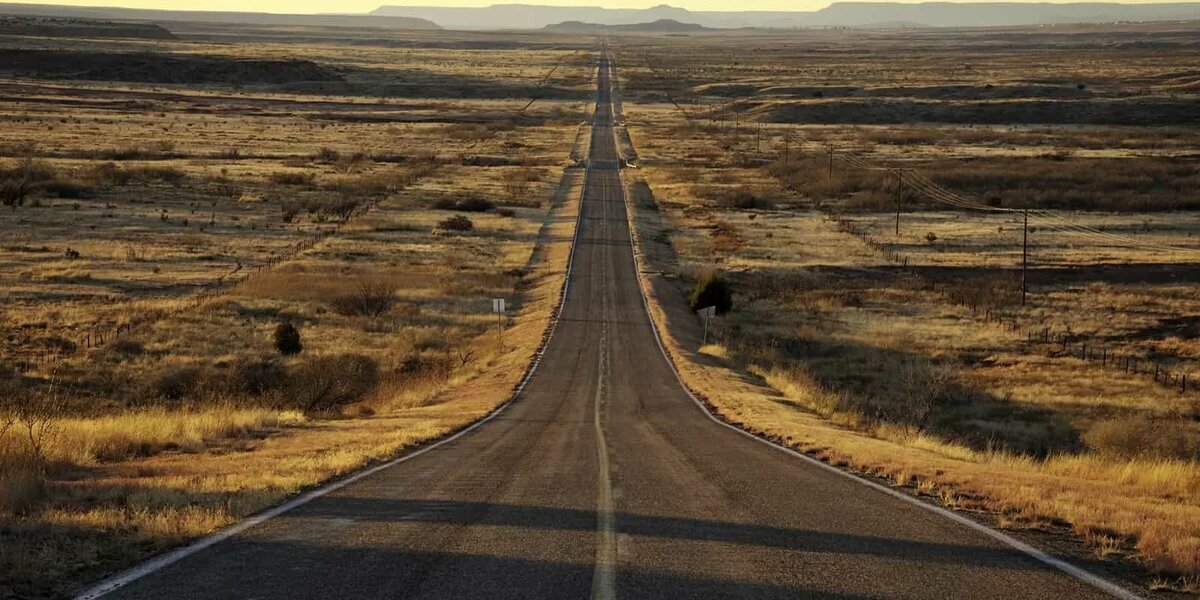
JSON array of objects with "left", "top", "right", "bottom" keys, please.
[
  {"left": 612, "top": 24, "right": 1200, "bottom": 592},
  {"left": 0, "top": 24, "right": 591, "bottom": 598}
]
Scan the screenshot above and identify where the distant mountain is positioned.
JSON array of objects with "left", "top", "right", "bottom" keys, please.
[
  {"left": 0, "top": 15, "right": 177, "bottom": 39},
  {"left": 807, "top": 2, "right": 1200, "bottom": 27},
  {"left": 545, "top": 18, "right": 708, "bottom": 32},
  {"left": 0, "top": 3, "right": 441, "bottom": 30},
  {"left": 373, "top": 2, "right": 1200, "bottom": 30},
  {"left": 374, "top": 3, "right": 713, "bottom": 30}
]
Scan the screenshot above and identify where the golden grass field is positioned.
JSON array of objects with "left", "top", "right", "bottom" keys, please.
[
  {"left": 3, "top": 16, "right": 1200, "bottom": 597},
  {"left": 609, "top": 25, "right": 1200, "bottom": 592},
  {"left": 0, "top": 24, "right": 593, "bottom": 597}
]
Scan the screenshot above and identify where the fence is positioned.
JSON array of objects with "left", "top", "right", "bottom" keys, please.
[
  {"left": 11, "top": 55, "right": 595, "bottom": 375},
  {"left": 631, "top": 49, "right": 1199, "bottom": 398}
]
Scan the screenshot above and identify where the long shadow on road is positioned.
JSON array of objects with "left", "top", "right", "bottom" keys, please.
[{"left": 285, "top": 497, "right": 1053, "bottom": 572}]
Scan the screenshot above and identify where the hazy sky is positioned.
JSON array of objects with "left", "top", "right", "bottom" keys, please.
[{"left": 2, "top": 0, "right": 1191, "bottom": 11}]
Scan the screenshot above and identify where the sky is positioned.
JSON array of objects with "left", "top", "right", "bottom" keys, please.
[
  {"left": 1, "top": 0, "right": 1191, "bottom": 12},
  {"left": 6, "top": 0, "right": 786, "bottom": 9}
]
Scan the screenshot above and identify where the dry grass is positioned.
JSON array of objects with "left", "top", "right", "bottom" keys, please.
[
  {"left": 627, "top": 170, "right": 1200, "bottom": 584},
  {"left": 0, "top": 164, "right": 583, "bottom": 596},
  {"left": 615, "top": 26, "right": 1200, "bottom": 586},
  {"left": 0, "top": 26, "right": 592, "bottom": 597}
]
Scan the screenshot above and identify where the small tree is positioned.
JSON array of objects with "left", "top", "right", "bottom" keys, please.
[
  {"left": 274, "top": 321, "right": 303, "bottom": 356},
  {"left": 690, "top": 270, "right": 733, "bottom": 315}
]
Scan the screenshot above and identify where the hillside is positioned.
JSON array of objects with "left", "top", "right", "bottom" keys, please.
[
  {"left": 0, "top": 3, "right": 441, "bottom": 30},
  {"left": 0, "top": 15, "right": 177, "bottom": 39},
  {"left": 545, "top": 18, "right": 709, "bottom": 33},
  {"left": 373, "top": 1, "right": 1200, "bottom": 29}
]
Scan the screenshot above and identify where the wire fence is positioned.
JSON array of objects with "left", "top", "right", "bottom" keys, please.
[
  {"left": 11, "top": 54, "right": 597, "bottom": 375},
  {"left": 630, "top": 49, "right": 1200, "bottom": 397}
]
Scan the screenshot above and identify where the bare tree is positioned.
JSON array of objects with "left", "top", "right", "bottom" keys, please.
[
  {"left": 897, "top": 360, "right": 955, "bottom": 436},
  {"left": 453, "top": 348, "right": 476, "bottom": 369},
  {"left": 501, "top": 170, "right": 533, "bottom": 205},
  {"left": 11, "top": 377, "right": 66, "bottom": 468},
  {"left": 331, "top": 280, "right": 396, "bottom": 318}
]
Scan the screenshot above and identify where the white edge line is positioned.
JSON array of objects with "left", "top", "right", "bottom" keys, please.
[
  {"left": 607, "top": 80, "right": 1145, "bottom": 600},
  {"left": 74, "top": 67, "right": 603, "bottom": 600}
]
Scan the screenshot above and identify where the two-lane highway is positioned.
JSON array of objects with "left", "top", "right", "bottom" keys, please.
[{"left": 92, "top": 50, "right": 1126, "bottom": 600}]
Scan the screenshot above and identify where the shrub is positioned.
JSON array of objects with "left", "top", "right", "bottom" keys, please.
[
  {"left": 137, "top": 166, "right": 186, "bottom": 183},
  {"left": 39, "top": 178, "right": 94, "bottom": 199},
  {"left": 228, "top": 358, "right": 288, "bottom": 398},
  {"left": 715, "top": 189, "right": 772, "bottom": 210},
  {"left": 269, "top": 171, "right": 316, "bottom": 186},
  {"left": 0, "top": 178, "right": 27, "bottom": 207},
  {"left": 288, "top": 354, "right": 379, "bottom": 413},
  {"left": 690, "top": 270, "right": 733, "bottom": 315},
  {"left": 455, "top": 196, "right": 495, "bottom": 212},
  {"left": 147, "top": 364, "right": 204, "bottom": 400},
  {"left": 0, "top": 456, "right": 45, "bottom": 515},
  {"left": 110, "top": 339, "right": 144, "bottom": 357},
  {"left": 431, "top": 196, "right": 495, "bottom": 212},
  {"left": 501, "top": 169, "right": 533, "bottom": 203},
  {"left": 313, "top": 147, "right": 340, "bottom": 163},
  {"left": 330, "top": 281, "right": 396, "bottom": 317},
  {"left": 302, "top": 197, "right": 360, "bottom": 222},
  {"left": 281, "top": 203, "right": 300, "bottom": 223},
  {"left": 438, "top": 215, "right": 474, "bottom": 232},
  {"left": 1084, "top": 417, "right": 1200, "bottom": 461},
  {"left": 273, "top": 322, "right": 303, "bottom": 356}
]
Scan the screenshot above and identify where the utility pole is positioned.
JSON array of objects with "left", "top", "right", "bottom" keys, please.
[
  {"left": 699, "top": 306, "right": 716, "bottom": 346},
  {"left": 492, "top": 298, "right": 506, "bottom": 352},
  {"left": 827, "top": 145, "right": 835, "bottom": 180},
  {"left": 1022, "top": 210, "right": 1029, "bottom": 306},
  {"left": 894, "top": 170, "right": 904, "bottom": 236}
]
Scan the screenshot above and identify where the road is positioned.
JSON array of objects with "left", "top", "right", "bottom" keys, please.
[{"left": 97, "top": 51, "right": 1122, "bottom": 600}]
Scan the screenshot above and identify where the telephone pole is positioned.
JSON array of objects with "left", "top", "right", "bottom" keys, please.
[
  {"left": 1022, "top": 210, "right": 1029, "bottom": 306},
  {"left": 827, "top": 145, "right": 835, "bottom": 180},
  {"left": 894, "top": 170, "right": 905, "bottom": 235}
]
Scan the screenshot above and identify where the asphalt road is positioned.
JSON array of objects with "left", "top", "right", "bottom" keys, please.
[{"left": 98, "top": 51, "right": 1122, "bottom": 600}]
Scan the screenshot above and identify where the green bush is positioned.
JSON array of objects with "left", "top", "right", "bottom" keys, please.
[
  {"left": 273, "top": 322, "right": 303, "bottom": 356},
  {"left": 690, "top": 270, "right": 733, "bottom": 315}
]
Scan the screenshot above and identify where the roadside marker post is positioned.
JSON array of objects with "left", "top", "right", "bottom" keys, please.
[
  {"left": 698, "top": 305, "right": 717, "bottom": 346},
  {"left": 492, "top": 298, "right": 506, "bottom": 352}
]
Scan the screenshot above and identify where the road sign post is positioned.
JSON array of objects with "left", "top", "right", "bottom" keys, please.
[
  {"left": 492, "top": 298, "right": 506, "bottom": 352},
  {"left": 698, "top": 305, "right": 717, "bottom": 346}
]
